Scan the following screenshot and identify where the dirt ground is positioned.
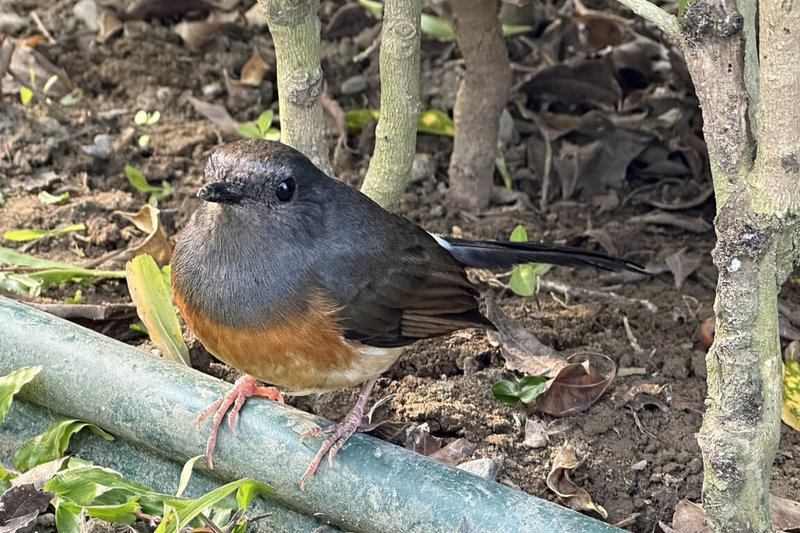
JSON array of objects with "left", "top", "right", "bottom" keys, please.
[{"left": 2, "top": 1, "right": 799, "bottom": 531}]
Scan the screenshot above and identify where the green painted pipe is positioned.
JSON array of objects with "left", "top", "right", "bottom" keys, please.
[{"left": 0, "top": 295, "right": 623, "bottom": 533}]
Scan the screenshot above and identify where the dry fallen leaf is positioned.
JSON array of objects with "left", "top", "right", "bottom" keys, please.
[
  {"left": 174, "top": 10, "right": 238, "bottom": 52},
  {"left": 404, "top": 422, "right": 443, "bottom": 457},
  {"left": 665, "top": 248, "right": 701, "bottom": 291},
  {"left": 661, "top": 496, "right": 800, "bottom": 533},
  {"left": 97, "top": 10, "right": 123, "bottom": 44},
  {"left": 523, "top": 417, "right": 549, "bottom": 449},
  {"left": 485, "top": 300, "right": 567, "bottom": 378},
  {"left": 231, "top": 49, "right": 270, "bottom": 88},
  {"left": 427, "top": 438, "right": 477, "bottom": 466},
  {"left": 547, "top": 445, "right": 607, "bottom": 518},
  {"left": 183, "top": 94, "right": 238, "bottom": 129},
  {"left": 537, "top": 354, "right": 616, "bottom": 417},
  {"left": 113, "top": 205, "right": 172, "bottom": 264}
]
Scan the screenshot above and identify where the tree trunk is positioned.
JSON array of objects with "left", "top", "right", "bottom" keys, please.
[
  {"left": 259, "top": 0, "right": 333, "bottom": 176},
  {"left": 447, "top": 0, "right": 511, "bottom": 209},
  {"left": 360, "top": 0, "right": 422, "bottom": 209}
]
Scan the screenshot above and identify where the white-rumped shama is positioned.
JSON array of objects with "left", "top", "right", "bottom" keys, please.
[{"left": 171, "top": 139, "right": 645, "bottom": 487}]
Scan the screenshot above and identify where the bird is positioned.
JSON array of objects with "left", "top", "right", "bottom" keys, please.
[{"left": 170, "top": 139, "right": 645, "bottom": 488}]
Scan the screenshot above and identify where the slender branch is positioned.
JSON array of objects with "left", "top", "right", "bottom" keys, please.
[
  {"left": 359, "top": 0, "right": 422, "bottom": 209},
  {"left": 613, "top": 0, "right": 682, "bottom": 43},
  {"left": 258, "top": 0, "right": 333, "bottom": 176}
]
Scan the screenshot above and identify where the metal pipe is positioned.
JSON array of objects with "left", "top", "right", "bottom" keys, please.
[{"left": 0, "top": 295, "right": 622, "bottom": 533}]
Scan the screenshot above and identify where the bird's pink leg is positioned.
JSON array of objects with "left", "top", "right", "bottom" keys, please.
[
  {"left": 195, "top": 375, "right": 284, "bottom": 469},
  {"left": 298, "top": 377, "right": 378, "bottom": 489}
]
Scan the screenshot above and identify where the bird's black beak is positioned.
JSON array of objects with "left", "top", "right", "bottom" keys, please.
[{"left": 197, "top": 182, "right": 242, "bottom": 204}]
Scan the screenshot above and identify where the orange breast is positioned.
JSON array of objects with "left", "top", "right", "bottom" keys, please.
[{"left": 174, "top": 291, "right": 367, "bottom": 391}]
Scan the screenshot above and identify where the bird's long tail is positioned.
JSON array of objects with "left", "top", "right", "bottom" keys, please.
[{"left": 439, "top": 236, "right": 646, "bottom": 273}]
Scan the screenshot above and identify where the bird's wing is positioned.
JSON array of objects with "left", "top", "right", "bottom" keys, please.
[{"left": 316, "top": 225, "right": 492, "bottom": 348}]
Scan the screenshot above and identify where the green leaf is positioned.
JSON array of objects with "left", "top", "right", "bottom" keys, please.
[
  {"left": 502, "top": 24, "right": 534, "bottom": 37},
  {"left": 125, "top": 165, "right": 154, "bottom": 192},
  {"left": 176, "top": 455, "right": 203, "bottom": 498},
  {"left": 46, "top": 465, "right": 150, "bottom": 506},
  {"left": 417, "top": 109, "right": 455, "bottom": 137},
  {"left": 492, "top": 376, "right": 548, "bottom": 406},
  {"left": 236, "top": 480, "right": 273, "bottom": 510},
  {"left": 38, "top": 190, "right": 70, "bottom": 205},
  {"left": 420, "top": 13, "right": 456, "bottom": 40},
  {"left": 0, "top": 246, "right": 125, "bottom": 297},
  {"left": 510, "top": 225, "right": 528, "bottom": 243},
  {"left": 264, "top": 129, "right": 281, "bottom": 141},
  {"left": 783, "top": 357, "right": 800, "bottom": 431},
  {"left": 345, "top": 108, "right": 454, "bottom": 137},
  {"left": 86, "top": 501, "right": 140, "bottom": 524},
  {"left": 134, "top": 110, "right": 148, "bottom": 125},
  {"left": 14, "top": 419, "right": 114, "bottom": 472},
  {"left": 236, "top": 123, "right": 262, "bottom": 139},
  {"left": 55, "top": 503, "right": 82, "bottom": 533},
  {"left": 138, "top": 134, "right": 151, "bottom": 148},
  {"left": 59, "top": 88, "right": 83, "bottom": 107},
  {"left": 491, "top": 380, "right": 521, "bottom": 406},
  {"left": 3, "top": 223, "right": 85, "bottom": 243},
  {"left": 257, "top": 110, "right": 274, "bottom": 135},
  {"left": 20, "top": 86, "right": 33, "bottom": 105},
  {"left": 156, "top": 479, "right": 269, "bottom": 533},
  {"left": 509, "top": 264, "right": 536, "bottom": 297},
  {"left": 4, "top": 228, "right": 49, "bottom": 242},
  {"left": 125, "top": 166, "right": 171, "bottom": 202},
  {"left": 126, "top": 254, "right": 190, "bottom": 366},
  {"left": 147, "top": 110, "right": 161, "bottom": 126},
  {"left": 66, "top": 289, "right": 83, "bottom": 304},
  {"left": 43, "top": 75, "right": 59, "bottom": 95},
  {"left": 345, "top": 109, "right": 381, "bottom": 132},
  {"left": 678, "top": 0, "right": 693, "bottom": 18},
  {"left": 358, "top": 0, "right": 383, "bottom": 18},
  {"left": 517, "top": 375, "right": 548, "bottom": 404},
  {"left": 495, "top": 150, "right": 512, "bottom": 189},
  {"left": 0, "top": 366, "right": 42, "bottom": 423}
]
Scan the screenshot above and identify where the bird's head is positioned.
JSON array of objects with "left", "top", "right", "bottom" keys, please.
[{"left": 196, "top": 139, "right": 326, "bottom": 242}]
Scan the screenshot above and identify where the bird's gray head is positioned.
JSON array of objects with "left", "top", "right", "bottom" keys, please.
[
  {"left": 200, "top": 139, "right": 321, "bottom": 208},
  {"left": 195, "top": 139, "right": 329, "bottom": 242}
]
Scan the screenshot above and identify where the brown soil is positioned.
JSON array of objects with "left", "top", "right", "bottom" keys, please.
[{"left": 2, "top": 1, "right": 799, "bottom": 532}]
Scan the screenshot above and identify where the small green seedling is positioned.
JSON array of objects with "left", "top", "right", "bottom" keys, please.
[
  {"left": 20, "top": 70, "right": 81, "bottom": 107},
  {"left": 492, "top": 375, "right": 548, "bottom": 407},
  {"left": 134, "top": 110, "right": 161, "bottom": 148},
  {"left": 124, "top": 165, "right": 173, "bottom": 204},
  {"left": 19, "top": 69, "right": 36, "bottom": 106},
  {"left": 65, "top": 289, "right": 82, "bottom": 304},
  {"left": 508, "top": 225, "right": 552, "bottom": 297},
  {"left": 237, "top": 109, "right": 281, "bottom": 141},
  {"left": 38, "top": 191, "right": 70, "bottom": 205}
]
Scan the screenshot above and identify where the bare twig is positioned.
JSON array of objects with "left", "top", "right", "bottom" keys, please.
[
  {"left": 613, "top": 0, "right": 682, "bottom": 43},
  {"left": 622, "top": 316, "right": 644, "bottom": 354},
  {"left": 30, "top": 11, "right": 57, "bottom": 44},
  {"left": 539, "top": 279, "right": 658, "bottom": 313}
]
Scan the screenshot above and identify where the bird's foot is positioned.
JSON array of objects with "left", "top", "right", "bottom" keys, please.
[
  {"left": 297, "top": 377, "right": 378, "bottom": 489},
  {"left": 195, "top": 375, "right": 284, "bottom": 469}
]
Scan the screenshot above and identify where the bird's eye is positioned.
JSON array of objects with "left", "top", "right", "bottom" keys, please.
[{"left": 275, "top": 178, "right": 296, "bottom": 202}]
